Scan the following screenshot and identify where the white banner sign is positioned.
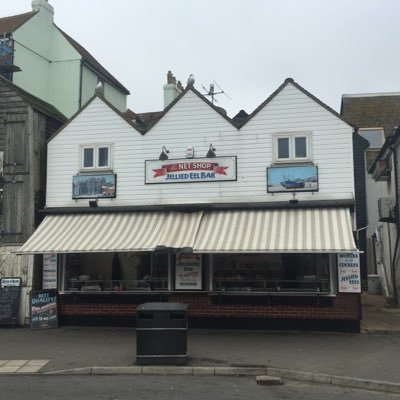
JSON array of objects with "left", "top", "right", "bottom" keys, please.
[
  {"left": 145, "top": 157, "right": 237, "bottom": 184},
  {"left": 337, "top": 253, "right": 361, "bottom": 293},
  {"left": 43, "top": 254, "right": 58, "bottom": 290},
  {"left": 175, "top": 253, "right": 202, "bottom": 290}
]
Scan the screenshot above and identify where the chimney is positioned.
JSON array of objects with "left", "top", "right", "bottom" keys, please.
[
  {"left": 163, "top": 71, "right": 182, "bottom": 108},
  {"left": 32, "top": 0, "right": 54, "bottom": 20}
]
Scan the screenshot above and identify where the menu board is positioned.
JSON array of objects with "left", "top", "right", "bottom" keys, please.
[
  {"left": 30, "top": 290, "right": 58, "bottom": 330},
  {"left": 0, "top": 277, "right": 22, "bottom": 326},
  {"left": 175, "top": 253, "right": 202, "bottom": 290},
  {"left": 43, "top": 254, "right": 57, "bottom": 289},
  {"left": 338, "top": 253, "right": 361, "bottom": 293}
]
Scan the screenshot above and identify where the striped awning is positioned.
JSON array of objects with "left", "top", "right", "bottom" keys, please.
[
  {"left": 193, "top": 208, "right": 357, "bottom": 253},
  {"left": 18, "top": 211, "right": 199, "bottom": 254},
  {"left": 158, "top": 211, "right": 203, "bottom": 249}
]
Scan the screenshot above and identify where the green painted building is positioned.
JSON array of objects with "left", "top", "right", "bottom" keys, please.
[{"left": 0, "top": 0, "right": 129, "bottom": 117}]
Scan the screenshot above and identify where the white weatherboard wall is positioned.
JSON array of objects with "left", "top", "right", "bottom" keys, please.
[{"left": 46, "top": 83, "right": 354, "bottom": 208}]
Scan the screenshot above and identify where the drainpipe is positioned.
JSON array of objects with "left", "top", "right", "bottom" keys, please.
[
  {"left": 78, "top": 60, "right": 83, "bottom": 109},
  {"left": 389, "top": 143, "right": 399, "bottom": 305}
]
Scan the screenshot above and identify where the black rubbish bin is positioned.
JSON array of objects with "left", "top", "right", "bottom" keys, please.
[{"left": 136, "top": 302, "right": 188, "bottom": 365}]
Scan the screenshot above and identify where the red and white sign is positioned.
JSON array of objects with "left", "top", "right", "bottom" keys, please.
[{"left": 145, "top": 157, "right": 236, "bottom": 184}]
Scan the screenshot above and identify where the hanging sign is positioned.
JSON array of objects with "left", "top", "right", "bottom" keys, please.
[
  {"left": 337, "top": 253, "right": 361, "bottom": 293},
  {"left": 175, "top": 254, "right": 202, "bottom": 290},
  {"left": 43, "top": 254, "right": 57, "bottom": 289},
  {"left": 30, "top": 290, "right": 58, "bottom": 330},
  {"left": 145, "top": 157, "right": 237, "bottom": 184}
]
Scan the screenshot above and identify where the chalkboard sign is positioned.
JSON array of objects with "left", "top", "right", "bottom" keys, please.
[
  {"left": 0, "top": 277, "right": 22, "bottom": 327},
  {"left": 30, "top": 290, "right": 58, "bottom": 330}
]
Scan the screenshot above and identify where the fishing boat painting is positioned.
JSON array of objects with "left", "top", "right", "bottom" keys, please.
[{"left": 267, "top": 165, "right": 318, "bottom": 193}]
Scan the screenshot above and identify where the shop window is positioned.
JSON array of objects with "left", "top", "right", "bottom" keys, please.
[
  {"left": 213, "top": 253, "right": 330, "bottom": 293},
  {"left": 81, "top": 144, "right": 112, "bottom": 170},
  {"left": 274, "top": 133, "right": 310, "bottom": 163},
  {"left": 63, "top": 252, "right": 169, "bottom": 292}
]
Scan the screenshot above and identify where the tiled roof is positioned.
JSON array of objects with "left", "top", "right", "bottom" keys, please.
[
  {"left": 123, "top": 110, "right": 163, "bottom": 133},
  {"left": 56, "top": 27, "right": 130, "bottom": 95},
  {"left": 0, "top": 11, "right": 36, "bottom": 34},
  {"left": 341, "top": 94, "right": 400, "bottom": 138},
  {"left": 0, "top": 75, "right": 67, "bottom": 122}
]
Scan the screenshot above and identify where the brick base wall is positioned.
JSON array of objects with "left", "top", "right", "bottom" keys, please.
[{"left": 59, "top": 292, "right": 360, "bottom": 321}]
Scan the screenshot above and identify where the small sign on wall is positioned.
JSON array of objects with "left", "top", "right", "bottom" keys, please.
[
  {"left": 175, "top": 253, "right": 202, "bottom": 290},
  {"left": 43, "top": 254, "right": 57, "bottom": 290},
  {"left": 337, "top": 253, "right": 361, "bottom": 293},
  {"left": 267, "top": 165, "right": 318, "bottom": 193},
  {"left": 72, "top": 174, "right": 116, "bottom": 199}
]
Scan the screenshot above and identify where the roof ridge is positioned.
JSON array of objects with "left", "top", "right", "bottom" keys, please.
[
  {"left": 0, "top": 11, "right": 36, "bottom": 22},
  {"left": 55, "top": 25, "right": 130, "bottom": 95},
  {"left": 0, "top": 10, "right": 37, "bottom": 33}
]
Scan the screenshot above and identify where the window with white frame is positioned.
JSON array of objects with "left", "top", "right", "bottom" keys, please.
[
  {"left": 81, "top": 145, "right": 111, "bottom": 170},
  {"left": 274, "top": 133, "right": 311, "bottom": 162}
]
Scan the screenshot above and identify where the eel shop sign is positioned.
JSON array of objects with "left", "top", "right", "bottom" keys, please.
[
  {"left": 337, "top": 253, "right": 361, "bottom": 293},
  {"left": 145, "top": 157, "right": 237, "bottom": 184}
]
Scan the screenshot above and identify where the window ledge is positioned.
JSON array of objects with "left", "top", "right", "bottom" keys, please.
[
  {"left": 78, "top": 169, "right": 114, "bottom": 174},
  {"left": 272, "top": 160, "right": 313, "bottom": 166}
]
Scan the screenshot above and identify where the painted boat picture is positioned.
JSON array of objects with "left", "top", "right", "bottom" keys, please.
[{"left": 267, "top": 165, "right": 318, "bottom": 193}]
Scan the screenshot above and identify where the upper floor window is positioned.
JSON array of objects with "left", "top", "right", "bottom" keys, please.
[
  {"left": 81, "top": 145, "right": 111, "bottom": 170},
  {"left": 274, "top": 133, "right": 311, "bottom": 162}
]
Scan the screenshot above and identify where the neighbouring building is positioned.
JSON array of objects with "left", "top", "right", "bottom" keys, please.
[
  {"left": 0, "top": 76, "right": 66, "bottom": 323},
  {"left": 0, "top": 0, "right": 129, "bottom": 118},
  {"left": 19, "top": 77, "right": 361, "bottom": 331},
  {"left": 367, "top": 127, "right": 400, "bottom": 306},
  {"left": 341, "top": 92, "right": 400, "bottom": 303}
]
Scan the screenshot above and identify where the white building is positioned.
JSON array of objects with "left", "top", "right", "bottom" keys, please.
[{"left": 20, "top": 78, "right": 361, "bottom": 330}]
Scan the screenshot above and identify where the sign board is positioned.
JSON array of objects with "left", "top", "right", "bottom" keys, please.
[
  {"left": 43, "top": 254, "right": 57, "bottom": 289},
  {"left": 72, "top": 174, "right": 116, "bottom": 199},
  {"left": 30, "top": 290, "right": 58, "bottom": 330},
  {"left": 145, "top": 157, "right": 237, "bottom": 184},
  {"left": 337, "top": 253, "right": 361, "bottom": 293},
  {"left": 175, "top": 253, "right": 202, "bottom": 290},
  {"left": 267, "top": 165, "right": 318, "bottom": 193},
  {"left": 0, "top": 277, "right": 22, "bottom": 326}
]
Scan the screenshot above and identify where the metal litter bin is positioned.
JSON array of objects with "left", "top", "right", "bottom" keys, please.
[{"left": 136, "top": 302, "right": 188, "bottom": 365}]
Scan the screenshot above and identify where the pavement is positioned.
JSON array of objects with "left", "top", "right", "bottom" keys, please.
[{"left": 1, "top": 293, "right": 400, "bottom": 394}]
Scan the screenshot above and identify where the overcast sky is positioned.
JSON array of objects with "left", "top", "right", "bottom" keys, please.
[{"left": 4, "top": 0, "right": 400, "bottom": 117}]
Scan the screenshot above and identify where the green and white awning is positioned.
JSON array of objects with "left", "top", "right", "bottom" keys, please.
[
  {"left": 18, "top": 208, "right": 356, "bottom": 254},
  {"left": 193, "top": 208, "right": 356, "bottom": 253}
]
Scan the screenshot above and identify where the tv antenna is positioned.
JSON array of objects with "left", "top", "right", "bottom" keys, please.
[{"left": 202, "top": 80, "right": 231, "bottom": 104}]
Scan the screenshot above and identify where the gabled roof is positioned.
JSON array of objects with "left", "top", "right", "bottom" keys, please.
[
  {"left": 56, "top": 27, "right": 130, "bottom": 95},
  {"left": 341, "top": 93, "right": 400, "bottom": 138},
  {"left": 0, "top": 75, "right": 67, "bottom": 122},
  {"left": 239, "top": 78, "right": 354, "bottom": 129},
  {"left": 142, "top": 85, "right": 239, "bottom": 132},
  {"left": 48, "top": 94, "right": 141, "bottom": 143},
  {"left": 0, "top": 11, "right": 37, "bottom": 34},
  {"left": 50, "top": 77, "right": 352, "bottom": 140},
  {"left": 122, "top": 78, "right": 354, "bottom": 133}
]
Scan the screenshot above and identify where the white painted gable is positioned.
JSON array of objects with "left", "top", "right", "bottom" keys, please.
[{"left": 46, "top": 82, "right": 354, "bottom": 209}]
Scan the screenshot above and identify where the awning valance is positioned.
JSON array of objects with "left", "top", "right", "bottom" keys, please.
[
  {"left": 193, "top": 208, "right": 357, "bottom": 253},
  {"left": 19, "top": 211, "right": 203, "bottom": 254}
]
